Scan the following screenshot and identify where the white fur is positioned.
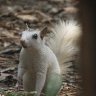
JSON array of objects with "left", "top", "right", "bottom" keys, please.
[
  {"left": 45, "top": 20, "right": 81, "bottom": 73},
  {"left": 18, "top": 30, "right": 61, "bottom": 96},
  {"left": 17, "top": 19, "right": 81, "bottom": 96}
]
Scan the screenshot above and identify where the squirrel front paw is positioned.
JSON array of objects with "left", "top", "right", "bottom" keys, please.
[{"left": 15, "top": 77, "right": 23, "bottom": 91}]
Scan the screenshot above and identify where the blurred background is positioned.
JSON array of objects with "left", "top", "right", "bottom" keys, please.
[{"left": 0, "top": 0, "right": 83, "bottom": 96}]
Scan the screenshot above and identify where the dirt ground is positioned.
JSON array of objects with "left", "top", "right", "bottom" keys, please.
[{"left": 0, "top": 0, "right": 82, "bottom": 96}]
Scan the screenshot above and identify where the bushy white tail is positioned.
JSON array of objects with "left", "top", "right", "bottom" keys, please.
[{"left": 45, "top": 19, "right": 81, "bottom": 74}]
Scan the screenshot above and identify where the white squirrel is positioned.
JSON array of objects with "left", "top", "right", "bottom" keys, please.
[{"left": 17, "top": 19, "right": 81, "bottom": 96}]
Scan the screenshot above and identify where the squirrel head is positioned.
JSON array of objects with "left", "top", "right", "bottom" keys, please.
[{"left": 20, "top": 27, "right": 48, "bottom": 49}]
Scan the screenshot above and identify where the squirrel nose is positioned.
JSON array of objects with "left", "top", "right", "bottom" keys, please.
[{"left": 20, "top": 40, "right": 27, "bottom": 48}]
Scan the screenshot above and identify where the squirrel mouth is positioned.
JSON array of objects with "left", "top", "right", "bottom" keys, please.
[{"left": 20, "top": 40, "right": 27, "bottom": 48}]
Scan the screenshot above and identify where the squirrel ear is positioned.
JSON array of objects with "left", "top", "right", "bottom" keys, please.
[{"left": 40, "top": 27, "right": 48, "bottom": 39}]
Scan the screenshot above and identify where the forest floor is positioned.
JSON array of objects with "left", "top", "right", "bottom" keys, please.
[{"left": 0, "top": 0, "right": 82, "bottom": 96}]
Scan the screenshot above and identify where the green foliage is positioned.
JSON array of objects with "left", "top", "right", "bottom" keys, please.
[{"left": 0, "top": 89, "right": 37, "bottom": 96}]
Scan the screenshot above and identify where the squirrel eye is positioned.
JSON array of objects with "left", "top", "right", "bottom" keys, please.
[{"left": 32, "top": 34, "right": 38, "bottom": 39}]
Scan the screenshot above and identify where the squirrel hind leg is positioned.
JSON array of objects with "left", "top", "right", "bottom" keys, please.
[{"left": 44, "top": 73, "right": 62, "bottom": 96}]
